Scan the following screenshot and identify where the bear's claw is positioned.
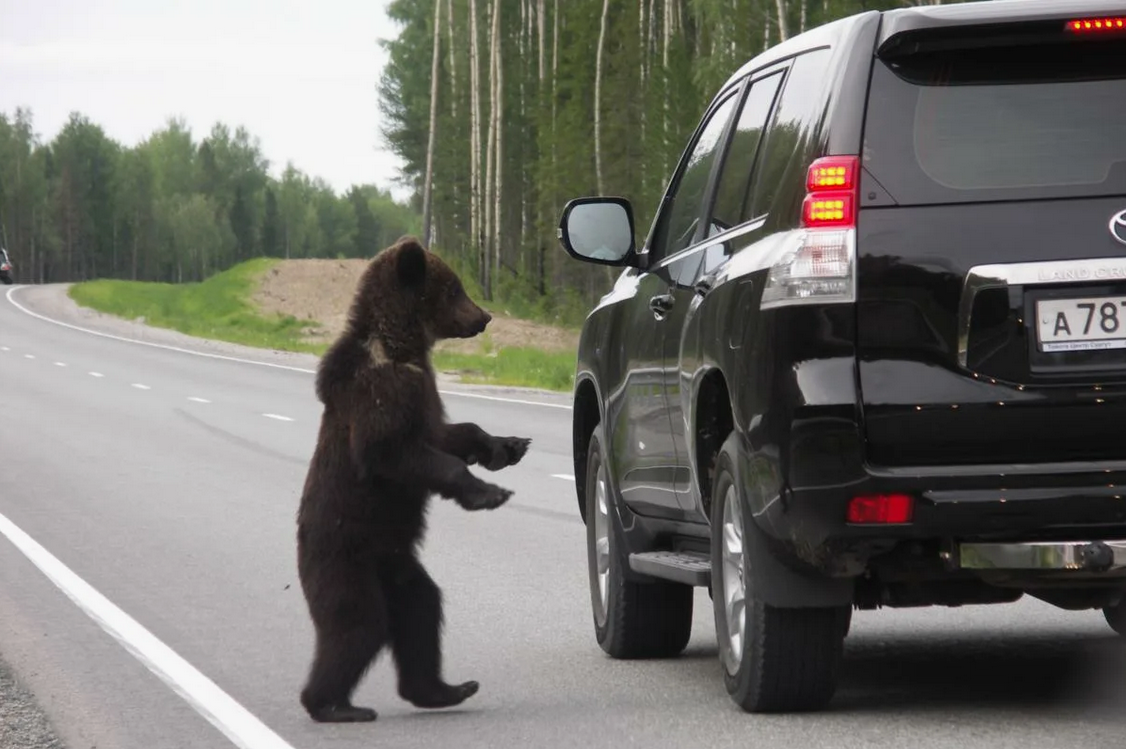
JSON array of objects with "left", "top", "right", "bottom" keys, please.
[
  {"left": 306, "top": 703, "right": 378, "bottom": 723},
  {"left": 483, "top": 436, "right": 532, "bottom": 471},
  {"left": 402, "top": 679, "right": 480, "bottom": 709},
  {"left": 462, "top": 482, "right": 512, "bottom": 510}
]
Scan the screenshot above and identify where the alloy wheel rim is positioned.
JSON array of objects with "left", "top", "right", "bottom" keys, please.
[
  {"left": 720, "top": 484, "right": 746, "bottom": 675},
  {"left": 593, "top": 462, "right": 611, "bottom": 622}
]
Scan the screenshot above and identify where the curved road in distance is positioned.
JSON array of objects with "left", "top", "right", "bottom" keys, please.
[{"left": 1, "top": 283, "right": 1123, "bottom": 749}]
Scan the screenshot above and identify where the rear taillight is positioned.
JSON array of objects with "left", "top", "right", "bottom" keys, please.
[
  {"left": 847, "top": 494, "right": 914, "bottom": 525},
  {"left": 760, "top": 155, "right": 858, "bottom": 309},
  {"left": 1066, "top": 17, "right": 1126, "bottom": 33}
]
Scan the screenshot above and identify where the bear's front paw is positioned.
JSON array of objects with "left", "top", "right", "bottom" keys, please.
[
  {"left": 462, "top": 482, "right": 513, "bottom": 510},
  {"left": 482, "top": 436, "right": 532, "bottom": 471}
]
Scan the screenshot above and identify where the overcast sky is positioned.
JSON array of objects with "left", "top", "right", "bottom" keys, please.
[{"left": 0, "top": 0, "right": 409, "bottom": 200}]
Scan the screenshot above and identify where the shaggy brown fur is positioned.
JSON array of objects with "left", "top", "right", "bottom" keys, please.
[{"left": 295, "top": 236, "right": 531, "bottom": 723}]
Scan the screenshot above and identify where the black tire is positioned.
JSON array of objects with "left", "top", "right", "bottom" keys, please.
[
  {"left": 1103, "top": 599, "right": 1126, "bottom": 636},
  {"left": 585, "top": 427, "right": 693, "bottom": 659},
  {"left": 709, "top": 447, "right": 846, "bottom": 713}
]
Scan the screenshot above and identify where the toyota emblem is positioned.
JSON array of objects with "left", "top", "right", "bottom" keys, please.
[{"left": 1112, "top": 209, "right": 1126, "bottom": 247}]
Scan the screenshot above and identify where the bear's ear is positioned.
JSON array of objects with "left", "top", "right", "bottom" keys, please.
[{"left": 395, "top": 238, "right": 427, "bottom": 287}]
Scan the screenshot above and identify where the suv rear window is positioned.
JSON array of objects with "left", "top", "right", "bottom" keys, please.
[{"left": 862, "top": 37, "right": 1126, "bottom": 205}]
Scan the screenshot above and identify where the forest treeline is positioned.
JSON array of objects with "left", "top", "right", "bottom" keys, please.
[
  {"left": 2, "top": 0, "right": 964, "bottom": 321},
  {"left": 380, "top": 0, "right": 965, "bottom": 315},
  {"left": 0, "top": 109, "right": 418, "bottom": 285}
]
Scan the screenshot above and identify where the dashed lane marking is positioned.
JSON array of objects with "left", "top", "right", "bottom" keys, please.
[
  {"left": 132, "top": 383, "right": 152, "bottom": 390},
  {"left": 188, "top": 397, "right": 211, "bottom": 404},
  {"left": 262, "top": 413, "right": 294, "bottom": 422}
]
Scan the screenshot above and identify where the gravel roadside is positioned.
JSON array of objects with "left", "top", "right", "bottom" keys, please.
[{"left": 0, "top": 655, "right": 67, "bottom": 749}]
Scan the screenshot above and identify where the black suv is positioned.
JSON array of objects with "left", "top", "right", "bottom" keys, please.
[{"left": 558, "top": 0, "right": 1126, "bottom": 714}]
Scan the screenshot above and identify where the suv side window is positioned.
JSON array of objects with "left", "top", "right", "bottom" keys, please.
[
  {"left": 747, "top": 48, "right": 833, "bottom": 220},
  {"left": 649, "top": 92, "right": 740, "bottom": 263},
  {"left": 707, "top": 71, "right": 784, "bottom": 235},
  {"left": 670, "top": 72, "right": 786, "bottom": 288}
]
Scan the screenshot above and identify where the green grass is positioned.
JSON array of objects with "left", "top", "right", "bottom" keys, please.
[
  {"left": 432, "top": 348, "right": 576, "bottom": 392},
  {"left": 68, "top": 258, "right": 577, "bottom": 392},
  {"left": 68, "top": 259, "right": 325, "bottom": 355}
]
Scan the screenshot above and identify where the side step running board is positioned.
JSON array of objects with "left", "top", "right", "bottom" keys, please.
[{"left": 629, "top": 551, "right": 711, "bottom": 587}]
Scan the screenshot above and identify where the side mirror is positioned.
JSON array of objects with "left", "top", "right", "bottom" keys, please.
[{"left": 557, "top": 197, "right": 637, "bottom": 267}]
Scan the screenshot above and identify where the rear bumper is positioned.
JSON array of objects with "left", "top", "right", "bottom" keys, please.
[{"left": 759, "top": 458, "right": 1126, "bottom": 578}]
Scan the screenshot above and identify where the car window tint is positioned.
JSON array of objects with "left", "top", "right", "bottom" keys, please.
[
  {"left": 709, "top": 71, "right": 784, "bottom": 231},
  {"left": 748, "top": 48, "right": 832, "bottom": 220},
  {"left": 651, "top": 92, "right": 739, "bottom": 262},
  {"left": 863, "top": 39, "right": 1126, "bottom": 204}
]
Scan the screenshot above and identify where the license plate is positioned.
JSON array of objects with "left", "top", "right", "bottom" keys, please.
[{"left": 1036, "top": 296, "right": 1126, "bottom": 352}]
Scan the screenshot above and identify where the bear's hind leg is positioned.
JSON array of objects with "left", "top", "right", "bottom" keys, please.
[
  {"left": 300, "top": 580, "right": 389, "bottom": 722},
  {"left": 384, "top": 558, "right": 480, "bottom": 710}
]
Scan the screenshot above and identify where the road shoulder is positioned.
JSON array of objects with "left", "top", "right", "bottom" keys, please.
[{"left": 0, "top": 655, "right": 67, "bottom": 749}]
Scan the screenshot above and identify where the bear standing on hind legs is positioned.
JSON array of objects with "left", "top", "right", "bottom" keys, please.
[{"left": 295, "top": 236, "right": 531, "bottom": 723}]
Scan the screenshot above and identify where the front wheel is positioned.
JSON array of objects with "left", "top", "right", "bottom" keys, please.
[
  {"left": 585, "top": 427, "right": 693, "bottom": 659},
  {"left": 1103, "top": 598, "right": 1126, "bottom": 637},
  {"left": 709, "top": 447, "right": 847, "bottom": 712}
]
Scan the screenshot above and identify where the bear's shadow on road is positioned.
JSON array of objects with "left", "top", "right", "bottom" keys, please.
[{"left": 669, "top": 630, "right": 1126, "bottom": 716}]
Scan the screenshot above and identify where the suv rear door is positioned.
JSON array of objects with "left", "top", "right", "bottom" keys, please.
[{"left": 855, "top": 11, "right": 1126, "bottom": 467}]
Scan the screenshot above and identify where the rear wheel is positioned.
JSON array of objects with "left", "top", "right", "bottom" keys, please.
[
  {"left": 585, "top": 428, "right": 693, "bottom": 659},
  {"left": 709, "top": 447, "right": 846, "bottom": 712},
  {"left": 1103, "top": 599, "right": 1126, "bottom": 636}
]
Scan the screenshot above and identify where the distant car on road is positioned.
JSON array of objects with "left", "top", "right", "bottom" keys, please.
[
  {"left": 558, "top": 0, "right": 1126, "bottom": 715},
  {"left": 0, "top": 248, "right": 13, "bottom": 285}
]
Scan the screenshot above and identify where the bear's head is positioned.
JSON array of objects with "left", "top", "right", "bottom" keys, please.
[{"left": 348, "top": 236, "right": 492, "bottom": 354}]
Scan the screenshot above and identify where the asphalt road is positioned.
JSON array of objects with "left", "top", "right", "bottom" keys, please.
[{"left": 1, "top": 283, "right": 1124, "bottom": 749}]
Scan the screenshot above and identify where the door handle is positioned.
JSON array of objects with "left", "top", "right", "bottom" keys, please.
[{"left": 649, "top": 293, "right": 675, "bottom": 319}]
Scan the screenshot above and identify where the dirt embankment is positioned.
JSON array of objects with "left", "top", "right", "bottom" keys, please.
[{"left": 250, "top": 259, "right": 580, "bottom": 355}]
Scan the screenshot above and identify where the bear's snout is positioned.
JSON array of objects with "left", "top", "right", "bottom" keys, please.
[{"left": 477, "top": 309, "right": 492, "bottom": 332}]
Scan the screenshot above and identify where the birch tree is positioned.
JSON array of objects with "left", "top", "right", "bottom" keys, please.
[{"left": 421, "top": 0, "right": 442, "bottom": 246}]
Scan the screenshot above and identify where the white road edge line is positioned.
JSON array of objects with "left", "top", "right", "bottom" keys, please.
[
  {"left": 0, "top": 511, "right": 296, "bottom": 749},
  {"left": 262, "top": 413, "right": 294, "bottom": 422},
  {"left": 551, "top": 474, "right": 576, "bottom": 481},
  {"left": 5, "top": 286, "right": 571, "bottom": 411}
]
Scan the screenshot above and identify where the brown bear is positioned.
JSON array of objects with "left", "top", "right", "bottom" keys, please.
[{"left": 295, "top": 236, "right": 531, "bottom": 723}]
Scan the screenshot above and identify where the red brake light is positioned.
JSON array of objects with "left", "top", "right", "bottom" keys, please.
[
  {"left": 1066, "top": 17, "right": 1126, "bottom": 32},
  {"left": 847, "top": 494, "right": 914, "bottom": 524},
  {"left": 802, "top": 193, "right": 854, "bottom": 228},
  {"left": 802, "top": 156, "right": 859, "bottom": 229},
  {"left": 806, "top": 156, "right": 857, "bottom": 192}
]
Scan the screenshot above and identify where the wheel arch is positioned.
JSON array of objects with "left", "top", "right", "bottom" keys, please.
[
  {"left": 573, "top": 375, "right": 602, "bottom": 525},
  {"left": 692, "top": 367, "right": 735, "bottom": 520}
]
